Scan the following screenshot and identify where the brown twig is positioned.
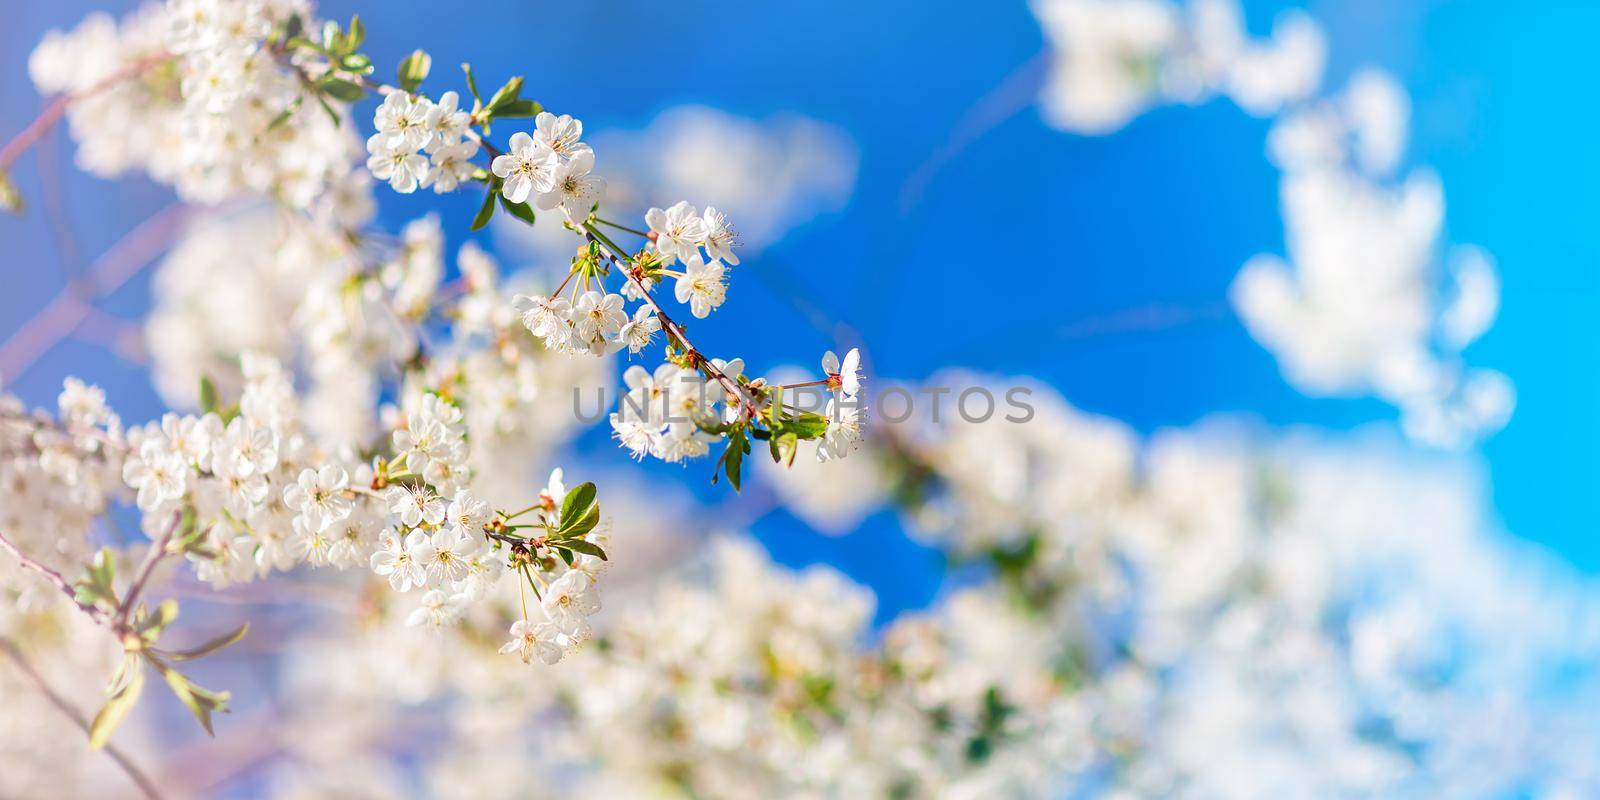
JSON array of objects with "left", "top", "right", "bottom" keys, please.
[
  {"left": 0, "top": 529, "right": 111, "bottom": 625},
  {"left": 0, "top": 638, "right": 164, "bottom": 800},
  {"left": 0, "top": 53, "right": 171, "bottom": 172},
  {"left": 582, "top": 223, "right": 762, "bottom": 419},
  {"left": 117, "top": 512, "right": 181, "bottom": 628}
]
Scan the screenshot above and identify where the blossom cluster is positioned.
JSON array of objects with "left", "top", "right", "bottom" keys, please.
[
  {"left": 365, "top": 90, "right": 478, "bottom": 193},
  {"left": 511, "top": 199, "right": 740, "bottom": 358},
  {"left": 29, "top": 0, "right": 367, "bottom": 209},
  {"left": 7, "top": 0, "right": 873, "bottom": 759},
  {"left": 234, "top": 370, "right": 1600, "bottom": 798},
  {"left": 343, "top": 23, "right": 866, "bottom": 478},
  {"left": 506, "top": 106, "right": 859, "bottom": 267},
  {"left": 62, "top": 354, "right": 604, "bottom": 654},
  {"left": 1233, "top": 70, "right": 1513, "bottom": 446},
  {"left": 0, "top": 381, "right": 128, "bottom": 609},
  {"left": 1032, "top": 0, "right": 1325, "bottom": 134},
  {"left": 1031, "top": 0, "right": 1511, "bottom": 447}
]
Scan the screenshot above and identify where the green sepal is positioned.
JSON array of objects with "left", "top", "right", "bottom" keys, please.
[
  {"left": 398, "top": 49, "right": 431, "bottom": 93},
  {"left": 470, "top": 182, "right": 498, "bottom": 231},
  {"left": 163, "top": 623, "right": 249, "bottom": 662},
  {"left": 498, "top": 194, "right": 536, "bottom": 226},
  {"left": 87, "top": 658, "right": 143, "bottom": 750}
]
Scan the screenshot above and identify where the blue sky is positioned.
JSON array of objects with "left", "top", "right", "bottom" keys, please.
[{"left": 2, "top": 0, "right": 1595, "bottom": 622}]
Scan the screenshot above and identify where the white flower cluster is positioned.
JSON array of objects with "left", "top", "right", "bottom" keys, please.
[
  {"left": 30, "top": 0, "right": 365, "bottom": 208},
  {"left": 816, "top": 348, "right": 865, "bottom": 462},
  {"left": 1031, "top": 0, "right": 1511, "bottom": 448},
  {"left": 608, "top": 363, "right": 728, "bottom": 463},
  {"left": 365, "top": 91, "right": 478, "bottom": 193},
  {"left": 510, "top": 198, "right": 737, "bottom": 356},
  {"left": 540, "top": 539, "right": 1088, "bottom": 798},
  {"left": 27, "top": 6, "right": 173, "bottom": 178},
  {"left": 0, "top": 610, "right": 134, "bottom": 798},
  {"left": 503, "top": 106, "right": 857, "bottom": 266},
  {"left": 487, "top": 113, "right": 604, "bottom": 215},
  {"left": 1032, "top": 0, "right": 1325, "bottom": 134},
  {"left": 1233, "top": 70, "right": 1513, "bottom": 446},
  {"left": 358, "top": 38, "right": 864, "bottom": 474},
  {"left": 5, "top": 353, "right": 608, "bottom": 673},
  {"left": 373, "top": 379, "right": 1599, "bottom": 797},
  {"left": 0, "top": 381, "right": 128, "bottom": 609},
  {"left": 145, "top": 204, "right": 608, "bottom": 464}
]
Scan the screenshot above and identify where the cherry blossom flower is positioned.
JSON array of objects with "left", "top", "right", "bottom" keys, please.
[
  {"left": 700, "top": 206, "right": 740, "bottom": 265},
  {"left": 537, "top": 148, "right": 605, "bottom": 219},
  {"left": 646, "top": 201, "right": 706, "bottom": 263},
  {"left": 498, "top": 617, "right": 565, "bottom": 665},
  {"left": 674, "top": 255, "right": 728, "bottom": 318},
  {"left": 490, "top": 132, "right": 557, "bottom": 204},
  {"left": 282, "top": 465, "right": 353, "bottom": 532}
]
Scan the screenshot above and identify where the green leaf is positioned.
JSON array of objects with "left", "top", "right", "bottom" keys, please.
[
  {"left": 724, "top": 431, "right": 746, "bottom": 492},
  {"left": 562, "top": 508, "right": 600, "bottom": 539},
  {"left": 281, "top": 13, "right": 304, "bottom": 43},
  {"left": 75, "top": 547, "right": 117, "bottom": 607},
  {"left": 470, "top": 184, "right": 498, "bottom": 231},
  {"left": 0, "top": 169, "right": 21, "bottom": 215},
  {"left": 398, "top": 49, "right": 431, "bottom": 93},
  {"left": 786, "top": 411, "right": 830, "bottom": 440},
  {"left": 498, "top": 195, "right": 536, "bottom": 226},
  {"left": 769, "top": 430, "right": 799, "bottom": 467},
  {"left": 313, "top": 92, "right": 342, "bottom": 127},
  {"left": 767, "top": 385, "right": 784, "bottom": 424},
  {"left": 486, "top": 76, "right": 524, "bottom": 112},
  {"left": 266, "top": 96, "right": 303, "bottom": 132},
  {"left": 562, "top": 538, "right": 608, "bottom": 561},
  {"left": 134, "top": 599, "right": 180, "bottom": 640},
  {"left": 460, "top": 62, "right": 482, "bottom": 103},
  {"left": 91, "top": 547, "right": 115, "bottom": 588},
  {"left": 105, "top": 652, "right": 138, "bottom": 696},
  {"left": 175, "top": 507, "right": 206, "bottom": 552},
  {"left": 198, "top": 375, "right": 219, "bottom": 415},
  {"left": 554, "top": 546, "right": 575, "bottom": 567},
  {"left": 164, "top": 623, "right": 249, "bottom": 662},
  {"left": 155, "top": 662, "right": 229, "bottom": 737},
  {"left": 340, "top": 53, "right": 372, "bottom": 74},
  {"left": 345, "top": 15, "right": 365, "bottom": 50},
  {"left": 558, "top": 482, "right": 598, "bottom": 530},
  {"left": 88, "top": 662, "right": 143, "bottom": 750},
  {"left": 320, "top": 20, "right": 343, "bottom": 54},
  {"left": 696, "top": 417, "right": 734, "bottom": 436},
  {"left": 318, "top": 77, "right": 365, "bottom": 103},
  {"left": 493, "top": 99, "right": 542, "bottom": 119}
]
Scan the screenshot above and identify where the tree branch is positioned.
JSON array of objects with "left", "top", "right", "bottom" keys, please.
[
  {"left": 0, "top": 638, "right": 164, "bottom": 800},
  {"left": 0, "top": 203, "right": 189, "bottom": 383},
  {"left": 0, "top": 529, "right": 111, "bottom": 625}
]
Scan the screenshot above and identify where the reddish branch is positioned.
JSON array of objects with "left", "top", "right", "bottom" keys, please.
[
  {"left": 0, "top": 203, "right": 189, "bottom": 382},
  {"left": 0, "top": 53, "right": 171, "bottom": 172}
]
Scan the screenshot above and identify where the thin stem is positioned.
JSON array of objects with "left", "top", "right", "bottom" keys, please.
[
  {"left": 582, "top": 223, "right": 762, "bottom": 419},
  {"left": 117, "top": 511, "right": 182, "bottom": 628},
  {"left": 0, "top": 53, "right": 172, "bottom": 171},
  {"left": 0, "top": 203, "right": 189, "bottom": 383},
  {"left": 518, "top": 565, "right": 528, "bottom": 621},
  {"left": 0, "top": 638, "right": 164, "bottom": 800},
  {"left": 0, "top": 530, "right": 111, "bottom": 625},
  {"left": 594, "top": 217, "right": 650, "bottom": 238},
  {"left": 503, "top": 502, "right": 545, "bottom": 521},
  {"left": 779, "top": 379, "right": 830, "bottom": 389}
]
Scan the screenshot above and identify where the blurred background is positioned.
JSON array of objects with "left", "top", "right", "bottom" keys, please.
[
  {"left": 5, "top": 0, "right": 1597, "bottom": 611},
  {"left": 2, "top": 0, "right": 1599, "bottom": 796}
]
